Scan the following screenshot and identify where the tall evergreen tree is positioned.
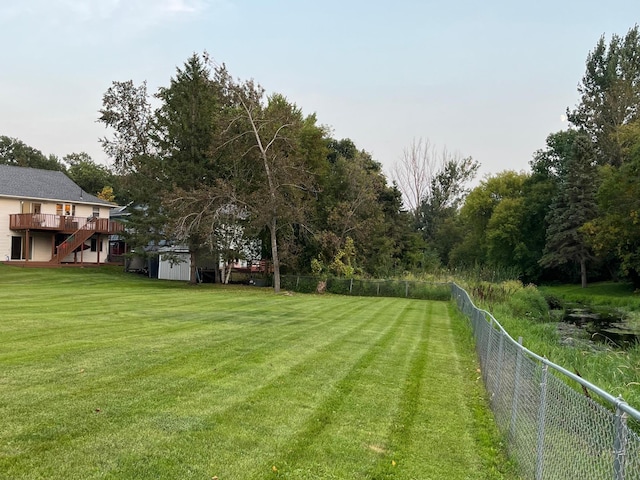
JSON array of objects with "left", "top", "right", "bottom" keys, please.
[
  {"left": 155, "top": 53, "right": 222, "bottom": 189},
  {"left": 567, "top": 25, "right": 640, "bottom": 166},
  {"left": 154, "top": 53, "right": 227, "bottom": 282},
  {"left": 539, "top": 134, "right": 599, "bottom": 287}
]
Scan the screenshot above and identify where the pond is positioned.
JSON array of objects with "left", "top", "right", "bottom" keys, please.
[{"left": 561, "top": 305, "right": 640, "bottom": 348}]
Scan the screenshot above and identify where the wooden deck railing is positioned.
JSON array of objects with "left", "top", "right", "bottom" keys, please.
[{"left": 9, "top": 214, "right": 124, "bottom": 234}]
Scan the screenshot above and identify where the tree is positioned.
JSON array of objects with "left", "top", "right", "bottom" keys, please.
[
  {"left": 155, "top": 53, "right": 223, "bottom": 189},
  {"left": 97, "top": 186, "right": 116, "bottom": 202},
  {"left": 64, "top": 152, "right": 117, "bottom": 198},
  {"left": 0, "top": 136, "right": 66, "bottom": 171},
  {"left": 99, "top": 80, "right": 155, "bottom": 174},
  {"left": 309, "top": 139, "right": 418, "bottom": 277},
  {"left": 539, "top": 134, "right": 599, "bottom": 288},
  {"left": 520, "top": 130, "right": 583, "bottom": 282},
  {"left": 154, "top": 54, "right": 229, "bottom": 282},
  {"left": 418, "top": 154, "right": 478, "bottom": 231},
  {"left": 393, "top": 138, "right": 437, "bottom": 219},
  {"left": 450, "top": 171, "right": 528, "bottom": 271},
  {"left": 393, "top": 138, "right": 479, "bottom": 226},
  {"left": 163, "top": 184, "right": 249, "bottom": 284},
  {"left": 416, "top": 152, "right": 479, "bottom": 265},
  {"left": 231, "top": 81, "right": 326, "bottom": 293},
  {"left": 567, "top": 25, "right": 640, "bottom": 166},
  {"left": 583, "top": 119, "right": 640, "bottom": 286},
  {"left": 98, "top": 79, "right": 166, "bottom": 257}
]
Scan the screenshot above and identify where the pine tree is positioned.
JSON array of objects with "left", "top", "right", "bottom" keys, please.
[{"left": 539, "top": 134, "right": 599, "bottom": 287}]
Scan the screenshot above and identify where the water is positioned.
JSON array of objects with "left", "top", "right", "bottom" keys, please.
[{"left": 562, "top": 306, "right": 640, "bottom": 348}]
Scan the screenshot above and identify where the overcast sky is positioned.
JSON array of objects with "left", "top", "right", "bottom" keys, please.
[{"left": 0, "top": 0, "right": 638, "bottom": 181}]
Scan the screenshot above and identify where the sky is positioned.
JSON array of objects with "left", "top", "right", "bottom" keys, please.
[{"left": 1, "top": 0, "right": 639, "bottom": 182}]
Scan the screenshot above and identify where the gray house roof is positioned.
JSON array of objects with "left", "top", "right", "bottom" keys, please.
[{"left": 0, "top": 164, "right": 113, "bottom": 206}]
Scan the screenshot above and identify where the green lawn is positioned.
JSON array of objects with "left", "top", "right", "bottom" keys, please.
[{"left": 0, "top": 266, "right": 514, "bottom": 479}]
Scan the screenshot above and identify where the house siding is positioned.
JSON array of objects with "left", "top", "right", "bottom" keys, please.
[
  {"left": 0, "top": 198, "right": 20, "bottom": 261},
  {"left": 0, "top": 197, "right": 114, "bottom": 263}
]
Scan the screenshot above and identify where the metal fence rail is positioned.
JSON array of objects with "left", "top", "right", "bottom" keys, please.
[{"left": 452, "top": 283, "right": 640, "bottom": 479}]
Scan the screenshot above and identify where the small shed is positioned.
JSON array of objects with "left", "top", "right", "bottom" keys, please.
[{"left": 158, "top": 248, "right": 191, "bottom": 282}]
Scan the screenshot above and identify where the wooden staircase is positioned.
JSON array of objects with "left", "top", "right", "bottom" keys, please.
[{"left": 49, "top": 219, "right": 97, "bottom": 264}]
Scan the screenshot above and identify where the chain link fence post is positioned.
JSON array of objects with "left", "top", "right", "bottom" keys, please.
[
  {"left": 535, "top": 363, "right": 549, "bottom": 480},
  {"left": 509, "top": 336, "right": 523, "bottom": 444},
  {"left": 495, "top": 331, "right": 505, "bottom": 405},
  {"left": 614, "top": 401, "right": 628, "bottom": 480},
  {"left": 484, "top": 317, "right": 493, "bottom": 385}
]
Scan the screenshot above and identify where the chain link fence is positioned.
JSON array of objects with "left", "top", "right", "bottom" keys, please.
[
  {"left": 452, "top": 283, "right": 640, "bottom": 479},
  {"left": 280, "top": 275, "right": 451, "bottom": 301}
]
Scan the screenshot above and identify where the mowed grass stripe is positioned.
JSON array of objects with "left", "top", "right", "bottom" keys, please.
[
  {"left": 0, "top": 290, "right": 380, "bottom": 436},
  {"left": 0, "top": 266, "right": 513, "bottom": 479},
  {"left": 190, "top": 299, "right": 413, "bottom": 479},
  {"left": 260, "top": 300, "right": 429, "bottom": 479}
]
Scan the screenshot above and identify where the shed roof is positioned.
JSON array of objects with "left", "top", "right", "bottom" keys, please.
[{"left": 0, "top": 164, "right": 113, "bottom": 206}]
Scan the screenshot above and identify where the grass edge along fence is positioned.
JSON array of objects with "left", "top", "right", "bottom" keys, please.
[
  {"left": 280, "top": 275, "right": 451, "bottom": 301},
  {"left": 452, "top": 283, "right": 640, "bottom": 480}
]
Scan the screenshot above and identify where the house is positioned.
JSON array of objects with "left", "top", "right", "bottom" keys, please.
[{"left": 0, "top": 164, "right": 124, "bottom": 266}]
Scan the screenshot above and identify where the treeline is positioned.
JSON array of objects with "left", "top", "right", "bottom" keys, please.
[
  {"left": 0, "top": 138, "right": 117, "bottom": 202},
  {"left": 438, "top": 25, "right": 640, "bottom": 288},
  {"left": 4, "top": 25, "right": 640, "bottom": 289}
]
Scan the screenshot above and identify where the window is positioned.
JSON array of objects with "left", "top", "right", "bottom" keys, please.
[
  {"left": 56, "top": 203, "right": 76, "bottom": 216},
  {"left": 10, "top": 236, "right": 21, "bottom": 260},
  {"left": 10, "top": 236, "right": 33, "bottom": 260},
  {"left": 90, "top": 238, "right": 103, "bottom": 252},
  {"left": 92, "top": 206, "right": 100, "bottom": 218}
]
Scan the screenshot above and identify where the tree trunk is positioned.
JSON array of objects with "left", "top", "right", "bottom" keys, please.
[
  {"left": 225, "top": 262, "right": 232, "bottom": 284},
  {"left": 270, "top": 216, "right": 280, "bottom": 293},
  {"left": 214, "top": 261, "right": 221, "bottom": 284},
  {"left": 190, "top": 251, "right": 198, "bottom": 284},
  {"left": 580, "top": 258, "right": 587, "bottom": 288}
]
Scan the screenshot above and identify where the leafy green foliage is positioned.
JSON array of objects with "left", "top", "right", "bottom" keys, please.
[
  {"left": 328, "top": 236, "right": 356, "bottom": 277},
  {"left": 567, "top": 25, "right": 640, "bottom": 166},
  {"left": 451, "top": 171, "right": 529, "bottom": 271},
  {"left": 155, "top": 53, "right": 222, "bottom": 189},
  {"left": 583, "top": 120, "right": 640, "bottom": 286},
  {"left": 505, "top": 285, "right": 550, "bottom": 322},
  {"left": 0, "top": 135, "right": 66, "bottom": 171},
  {"left": 413, "top": 147, "right": 480, "bottom": 266},
  {"left": 64, "top": 152, "right": 118, "bottom": 198}
]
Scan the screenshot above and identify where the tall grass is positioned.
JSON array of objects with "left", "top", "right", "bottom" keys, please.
[{"left": 465, "top": 280, "right": 640, "bottom": 409}]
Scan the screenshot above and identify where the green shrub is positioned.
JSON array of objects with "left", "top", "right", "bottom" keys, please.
[
  {"left": 326, "top": 278, "right": 351, "bottom": 295},
  {"left": 281, "top": 275, "right": 319, "bottom": 293},
  {"left": 506, "top": 285, "right": 549, "bottom": 322},
  {"left": 411, "top": 283, "right": 451, "bottom": 301}
]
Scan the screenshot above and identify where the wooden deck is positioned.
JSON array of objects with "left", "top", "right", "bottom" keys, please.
[{"left": 9, "top": 213, "right": 124, "bottom": 234}]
